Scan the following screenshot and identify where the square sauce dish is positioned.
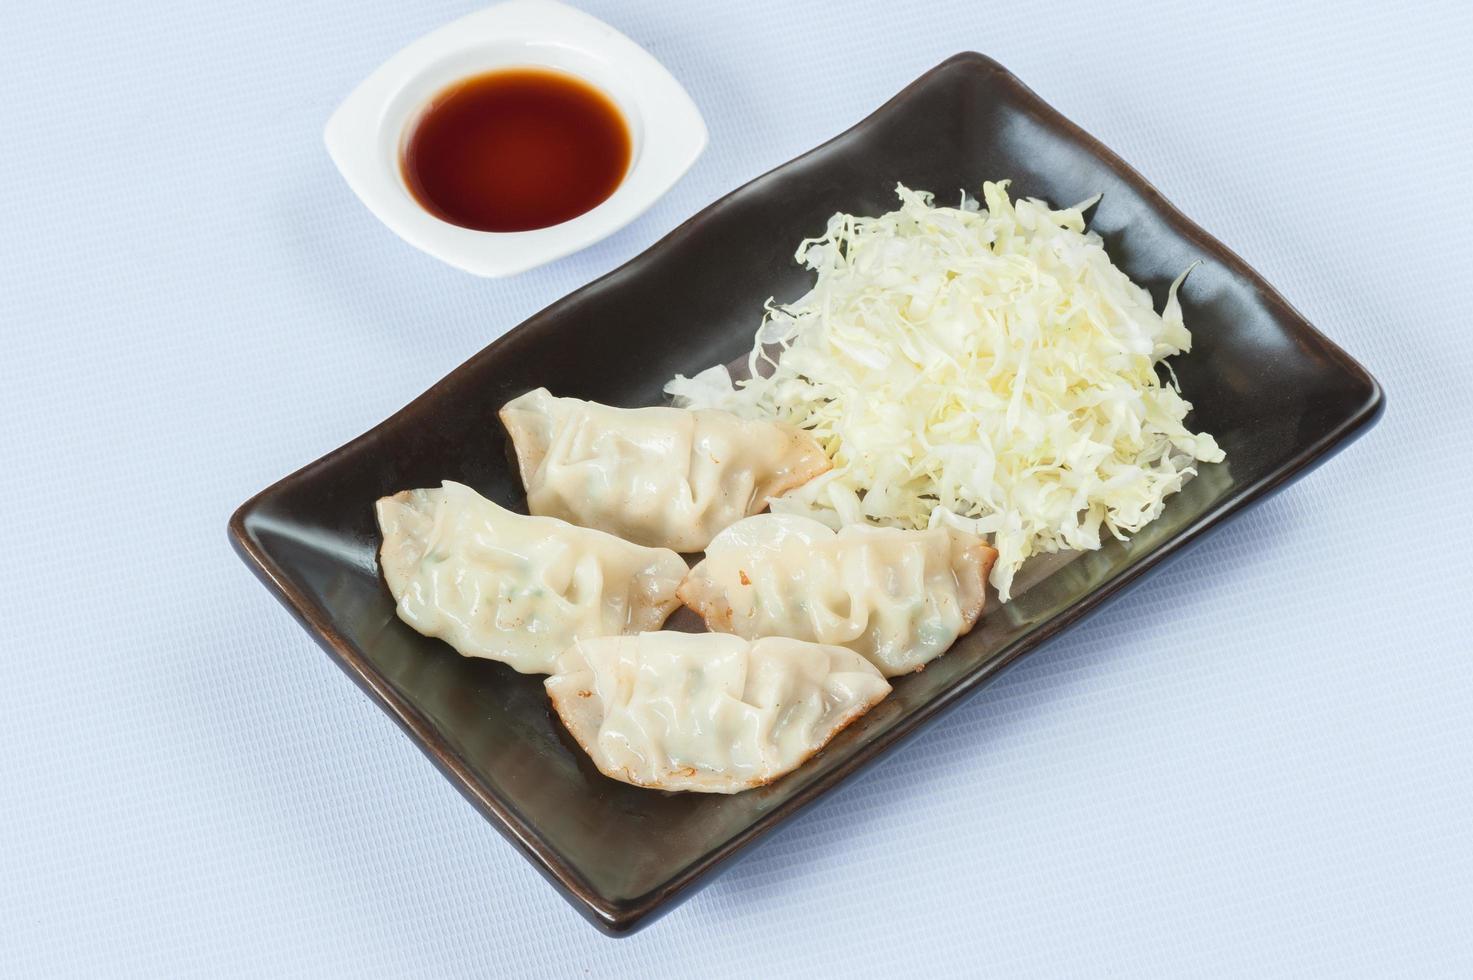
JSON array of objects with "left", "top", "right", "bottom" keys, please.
[{"left": 325, "top": 0, "right": 707, "bottom": 277}]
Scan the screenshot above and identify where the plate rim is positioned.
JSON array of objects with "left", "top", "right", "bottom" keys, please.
[{"left": 229, "top": 50, "right": 1385, "bottom": 935}]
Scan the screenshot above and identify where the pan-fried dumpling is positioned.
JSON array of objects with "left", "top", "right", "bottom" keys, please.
[
  {"left": 499, "top": 387, "right": 830, "bottom": 552},
  {"left": 376, "top": 482, "right": 687, "bottom": 674},
  {"left": 678, "top": 514, "right": 998, "bottom": 677},
  {"left": 546, "top": 632, "right": 890, "bottom": 793}
]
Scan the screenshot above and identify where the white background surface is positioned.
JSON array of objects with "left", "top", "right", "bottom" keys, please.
[{"left": 3, "top": 1, "right": 1471, "bottom": 975}]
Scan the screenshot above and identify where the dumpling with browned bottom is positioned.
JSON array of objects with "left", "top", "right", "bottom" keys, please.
[
  {"left": 499, "top": 387, "right": 830, "bottom": 552},
  {"left": 678, "top": 514, "right": 997, "bottom": 677},
  {"left": 376, "top": 482, "right": 687, "bottom": 674},
  {"left": 545, "top": 632, "right": 890, "bottom": 794}
]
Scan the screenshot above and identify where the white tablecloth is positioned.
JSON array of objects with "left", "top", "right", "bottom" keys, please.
[{"left": 4, "top": 0, "right": 1471, "bottom": 974}]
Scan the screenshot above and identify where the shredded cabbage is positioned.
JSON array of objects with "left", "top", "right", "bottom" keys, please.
[{"left": 666, "top": 182, "right": 1224, "bottom": 601}]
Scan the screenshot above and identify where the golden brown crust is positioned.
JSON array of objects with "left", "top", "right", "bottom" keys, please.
[
  {"left": 675, "top": 562, "right": 735, "bottom": 633},
  {"left": 954, "top": 539, "right": 999, "bottom": 637},
  {"left": 632, "top": 585, "right": 685, "bottom": 635},
  {"left": 754, "top": 427, "right": 832, "bottom": 504}
]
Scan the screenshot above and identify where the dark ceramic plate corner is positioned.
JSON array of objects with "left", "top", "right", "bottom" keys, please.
[{"left": 230, "top": 52, "right": 1383, "bottom": 935}]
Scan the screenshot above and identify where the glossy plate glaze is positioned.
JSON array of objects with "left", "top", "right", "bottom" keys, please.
[{"left": 231, "top": 53, "right": 1383, "bottom": 934}]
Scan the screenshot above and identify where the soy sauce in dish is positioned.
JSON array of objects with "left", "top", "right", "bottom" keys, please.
[{"left": 401, "top": 68, "right": 631, "bottom": 233}]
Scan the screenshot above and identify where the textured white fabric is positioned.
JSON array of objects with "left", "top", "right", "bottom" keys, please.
[{"left": 3, "top": 0, "right": 1471, "bottom": 975}]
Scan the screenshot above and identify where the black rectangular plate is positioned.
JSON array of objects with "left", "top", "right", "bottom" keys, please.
[{"left": 230, "top": 53, "right": 1383, "bottom": 934}]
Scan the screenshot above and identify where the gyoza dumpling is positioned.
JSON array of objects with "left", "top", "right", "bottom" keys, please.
[
  {"left": 545, "top": 632, "right": 890, "bottom": 793},
  {"left": 499, "top": 388, "right": 830, "bottom": 552},
  {"left": 678, "top": 514, "right": 998, "bottom": 677},
  {"left": 376, "top": 481, "right": 687, "bottom": 674}
]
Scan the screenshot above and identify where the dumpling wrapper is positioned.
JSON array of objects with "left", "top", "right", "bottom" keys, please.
[
  {"left": 376, "top": 482, "right": 687, "bottom": 674},
  {"left": 499, "top": 387, "right": 831, "bottom": 552},
  {"left": 678, "top": 514, "right": 997, "bottom": 677},
  {"left": 546, "top": 632, "right": 891, "bottom": 794}
]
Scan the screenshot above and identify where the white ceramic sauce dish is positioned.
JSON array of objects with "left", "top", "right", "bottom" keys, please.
[{"left": 325, "top": 0, "right": 707, "bottom": 277}]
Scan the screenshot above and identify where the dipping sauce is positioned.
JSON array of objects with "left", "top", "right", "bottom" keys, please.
[{"left": 402, "top": 68, "right": 631, "bottom": 233}]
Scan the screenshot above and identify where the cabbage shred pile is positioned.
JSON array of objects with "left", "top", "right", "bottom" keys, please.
[{"left": 666, "top": 182, "right": 1224, "bottom": 601}]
